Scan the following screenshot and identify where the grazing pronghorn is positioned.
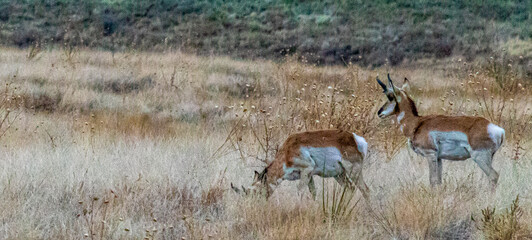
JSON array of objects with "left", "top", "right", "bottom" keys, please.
[
  {"left": 231, "top": 129, "right": 370, "bottom": 199},
  {"left": 376, "top": 74, "right": 505, "bottom": 186}
]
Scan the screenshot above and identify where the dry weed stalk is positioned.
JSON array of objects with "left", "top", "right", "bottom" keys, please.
[
  {"left": 321, "top": 176, "right": 361, "bottom": 224},
  {"left": 27, "top": 41, "right": 42, "bottom": 60},
  {"left": 218, "top": 68, "right": 406, "bottom": 167},
  {"left": 78, "top": 192, "right": 116, "bottom": 240},
  {"left": 62, "top": 42, "right": 80, "bottom": 66},
  {"left": 476, "top": 195, "right": 528, "bottom": 240},
  {"left": 463, "top": 57, "right": 532, "bottom": 140},
  {"left": 372, "top": 178, "right": 478, "bottom": 239},
  {"left": 0, "top": 83, "right": 23, "bottom": 140}
]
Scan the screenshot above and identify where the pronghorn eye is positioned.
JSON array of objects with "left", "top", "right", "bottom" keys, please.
[{"left": 387, "top": 95, "right": 394, "bottom": 101}]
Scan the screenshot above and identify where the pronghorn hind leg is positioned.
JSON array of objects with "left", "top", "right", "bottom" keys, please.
[
  {"left": 341, "top": 161, "right": 370, "bottom": 200},
  {"left": 353, "top": 170, "right": 370, "bottom": 200},
  {"left": 427, "top": 155, "right": 442, "bottom": 186},
  {"left": 472, "top": 150, "right": 499, "bottom": 186},
  {"left": 348, "top": 162, "right": 370, "bottom": 200}
]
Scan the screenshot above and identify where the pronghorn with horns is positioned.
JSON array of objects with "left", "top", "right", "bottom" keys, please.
[
  {"left": 232, "top": 129, "right": 370, "bottom": 199},
  {"left": 376, "top": 74, "right": 505, "bottom": 186}
]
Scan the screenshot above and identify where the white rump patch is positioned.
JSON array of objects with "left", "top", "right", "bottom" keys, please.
[
  {"left": 487, "top": 123, "right": 505, "bottom": 149},
  {"left": 353, "top": 133, "right": 368, "bottom": 158}
]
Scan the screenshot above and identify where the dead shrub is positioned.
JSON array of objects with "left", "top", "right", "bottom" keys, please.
[
  {"left": 475, "top": 195, "right": 530, "bottom": 240},
  {"left": 374, "top": 180, "right": 477, "bottom": 239},
  {"left": 321, "top": 179, "right": 361, "bottom": 224},
  {"left": 215, "top": 68, "right": 403, "bottom": 166},
  {"left": 86, "top": 112, "right": 177, "bottom": 138},
  {"left": 230, "top": 200, "right": 327, "bottom": 239},
  {"left": 0, "top": 83, "right": 23, "bottom": 139},
  {"left": 93, "top": 76, "right": 154, "bottom": 94},
  {"left": 27, "top": 41, "right": 43, "bottom": 60},
  {"left": 463, "top": 64, "right": 532, "bottom": 140},
  {"left": 22, "top": 92, "right": 63, "bottom": 112},
  {"left": 201, "top": 173, "right": 226, "bottom": 209},
  {"left": 72, "top": 181, "right": 221, "bottom": 240},
  {"left": 11, "top": 26, "right": 42, "bottom": 47}
]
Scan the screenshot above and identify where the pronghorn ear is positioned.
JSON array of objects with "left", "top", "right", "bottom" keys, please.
[{"left": 401, "top": 78, "right": 411, "bottom": 92}]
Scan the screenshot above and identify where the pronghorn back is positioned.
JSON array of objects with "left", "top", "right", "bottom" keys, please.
[
  {"left": 411, "top": 115, "right": 504, "bottom": 151},
  {"left": 278, "top": 129, "right": 366, "bottom": 166},
  {"left": 234, "top": 129, "right": 370, "bottom": 199}
]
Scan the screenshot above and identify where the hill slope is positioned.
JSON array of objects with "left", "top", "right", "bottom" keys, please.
[{"left": 0, "top": 0, "right": 530, "bottom": 65}]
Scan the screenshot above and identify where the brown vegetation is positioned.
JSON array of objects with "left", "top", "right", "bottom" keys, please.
[{"left": 0, "top": 47, "right": 531, "bottom": 239}]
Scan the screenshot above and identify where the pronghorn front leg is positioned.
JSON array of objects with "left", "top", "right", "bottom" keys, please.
[
  {"left": 297, "top": 165, "right": 314, "bottom": 198},
  {"left": 308, "top": 177, "right": 316, "bottom": 200},
  {"left": 427, "top": 154, "right": 442, "bottom": 186}
]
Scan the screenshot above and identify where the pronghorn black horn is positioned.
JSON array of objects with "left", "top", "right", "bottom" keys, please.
[
  {"left": 387, "top": 73, "right": 395, "bottom": 88},
  {"left": 376, "top": 77, "right": 387, "bottom": 92},
  {"left": 242, "top": 186, "right": 249, "bottom": 195},
  {"left": 231, "top": 182, "right": 241, "bottom": 194}
]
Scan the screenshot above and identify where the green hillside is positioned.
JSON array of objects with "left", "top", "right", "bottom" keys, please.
[{"left": 0, "top": 0, "right": 530, "bottom": 65}]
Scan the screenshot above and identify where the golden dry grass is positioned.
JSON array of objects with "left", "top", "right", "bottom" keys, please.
[{"left": 0, "top": 47, "right": 532, "bottom": 239}]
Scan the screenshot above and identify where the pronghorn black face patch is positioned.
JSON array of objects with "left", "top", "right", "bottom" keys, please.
[{"left": 253, "top": 168, "right": 268, "bottom": 186}]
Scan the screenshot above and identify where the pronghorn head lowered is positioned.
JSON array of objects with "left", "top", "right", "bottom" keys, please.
[
  {"left": 231, "top": 168, "right": 274, "bottom": 198},
  {"left": 376, "top": 74, "right": 416, "bottom": 119},
  {"left": 232, "top": 130, "right": 370, "bottom": 200}
]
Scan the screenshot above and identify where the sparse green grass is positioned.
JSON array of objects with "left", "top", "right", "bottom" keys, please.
[{"left": 0, "top": 47, "right": 531, "bottom": 238}]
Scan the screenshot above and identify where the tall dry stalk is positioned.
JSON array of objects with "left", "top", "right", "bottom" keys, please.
[
  {"left": 321, "top": 176, "right": 361, "bottom": 224},
  {"left": 0, "top": 83, "right": 23, "bottom": 140},
  {"left": 476, "top": 195, "right": 526, "bottom": 240}
]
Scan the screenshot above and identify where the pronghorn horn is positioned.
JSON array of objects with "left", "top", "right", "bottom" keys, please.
[
  {"left": 387, "top": 74, "right": 395, "bottom": 87},
  {"left": 388, "top": 74, "right": 398, "bottom": 93},
  {"left": 242, "top": 185, "right": 249, "bottom": 195},
  {"left": 230, "top": 183, "right": 241, "bottom": 194},
  {"left": 376, "top": 77, "right": 387, "bottom": 92}
]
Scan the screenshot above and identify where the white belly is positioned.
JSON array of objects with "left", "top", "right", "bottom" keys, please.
[
  {"left": 429, "top": 131, "right": 472, "bottom": 160},
  {"left": 299, "top": 146, "right": 344, "bottom": 177}
]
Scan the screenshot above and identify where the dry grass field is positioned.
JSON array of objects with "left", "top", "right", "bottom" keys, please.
[{"left": 1, "top": 47, "right": 532, "bottom": 239}]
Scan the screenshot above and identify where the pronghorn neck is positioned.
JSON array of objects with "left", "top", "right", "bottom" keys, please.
[
  {"left": 396, "top": 93, "right": 421, "bottom": 138},
  {"left": 263, "top": 161, "right": 284, "bottom": 186}
]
